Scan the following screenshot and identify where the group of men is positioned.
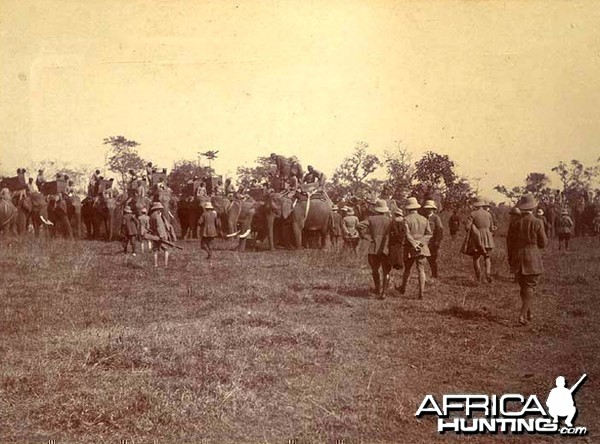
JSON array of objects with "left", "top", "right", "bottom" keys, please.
[
  {"left": 7, "top": 168, "right": 75, "bottom": 198},
  {"left": 335, "top": 198, "right": 443, "bottom": 300},
  {"left": 349, "top": 193, "right": 559, "bottom": 326},
  {"left": 120, "top": 202, "right": 177, "bottom": 267}
]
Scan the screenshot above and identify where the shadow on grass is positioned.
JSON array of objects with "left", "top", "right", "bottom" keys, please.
[
  {"left": 437, "top": 305, "right": 501, "bottom": 324},
  {"left": 445, "top": 275, "right": 479, "bottom": 288}
]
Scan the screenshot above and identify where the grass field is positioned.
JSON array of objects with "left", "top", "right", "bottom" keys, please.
[{"left": 0, "top": 232, "right": 599, "bottom": 443}]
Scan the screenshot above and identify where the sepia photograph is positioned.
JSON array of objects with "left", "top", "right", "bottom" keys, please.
[{"left": 1, "top": 0, "right": 599, "bottom": 442}]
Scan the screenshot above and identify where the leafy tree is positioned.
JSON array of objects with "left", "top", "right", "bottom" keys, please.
[
  {"left": 410, "top": 151, "right": 471, "bottom": 209},
  {"left": 236, "top": 156, "right": 276, "bottom": 189},
  {"left": 552, "top": 159, "right": 599, "bottom": 204},
  {"left": 524, "top": 172, "right": 551, "bottom": 196},
  {"left": 412, "top": 151, "right": 456, "bottom": 198},
  {"left": 104, "top": 136, "right": 145, "bottom": 191},
  {"left": 493, "top": 185, "right": 525, "bottom": 204},
  {"left": 331, "top": 142, "right": 381, "bottom": 199},
  {"left": 381, "top": 143, "right": 414, "bottom": 200},
  {"left": 167, "top": 160, "right": 213, "bottom": 195},
  {"left": 445, "top": 178, "right": 476, "bottom": 209}
]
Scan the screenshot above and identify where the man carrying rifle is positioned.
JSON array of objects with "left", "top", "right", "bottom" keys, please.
[{"left": 148, "top": 202, "right": 178, "bottom": 268}]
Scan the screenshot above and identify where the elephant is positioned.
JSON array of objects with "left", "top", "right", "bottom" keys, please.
[
  {"left": 47, "top": 196, "right": 73, "bottom": 238},
  {"left": 177, "top": 196, "right": 208, "bottom": 239},
  {"left": 262, "top": 192, "right": 332, "bottom": 250},
  {"left": 45, "top": 194, "right": 81, "bottom": 239},
  {"left": 82, "top": 194, "right": 117, "bottom": 240},
  {"left": 13, "top": 192, "right": 53, "bottom": 236},
  {"left": 211, "top": 195, "right": 257, "bottom": 251},
  {"left": 291, "top": 196, "right": 332, "bottom": 249},
  {"left": 0, "top": 189, "right": 18, "bottom": 236}
]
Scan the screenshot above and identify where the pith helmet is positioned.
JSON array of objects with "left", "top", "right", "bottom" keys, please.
[
  {"left": 518, "top": 193, "right": 538, "bottom": 211},
  {"left": 423, "top": 200, "right": 437, "bottom": 210},
  {"left": 124, "top": 206, "right": 132, "bottom": 213},
  {"left": 373, "top": 199, "right": 389, "bottom": 213},
  {"left": 472, "top": 198, "right": 487, "bottom": 207},
  {"left": 205, "top": 202, "right": 214, "bottom": 210},
  {"left": 405, "top": 197, "right": 421, "bottom": 210}
]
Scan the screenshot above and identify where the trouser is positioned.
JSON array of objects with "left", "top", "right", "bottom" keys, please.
[
  {"left": 427, "top": 248, "right": 439, "bottom": 278},
  {"left": 473, "top": 249, "right": 492, "bottom": 281},
  {"left": 517, "top": 272, "right": 539, "bottom": 320},
  {"left": 368, "top": 254, "right": 391, "bottom": 297},
  {"left": 123, "top": 235, "right": 137, "bottom": 253},
  {"left": 344, "top": 238, "right": 359, "bottom": 253},
  {"left": 400, "top": 256, "right": 427, "bottom": 298},
  {"left": 201, "top": 237, "right": 215, "bottom": 257}
]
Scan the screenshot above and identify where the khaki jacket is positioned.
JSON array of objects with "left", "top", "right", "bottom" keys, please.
[
  {"left": 358, "top": 214, "right": 392, "bottom": 255},
  {"left": 509, "top": 212, "right": 548, "bottom": 275}
]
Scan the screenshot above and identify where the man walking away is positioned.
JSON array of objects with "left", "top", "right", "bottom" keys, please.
[
  {"left": 465, "top": 198, "right": 495, "bottom": 283},
  {"left": 423, "top": 200, "right": 443, "bottom": 279},
  {"left": 556, "top": 209, "right": 574, "bottom": 251},
  {"left": 357, "top": 199, "right": 393, "bottom": 299},
  {"left": 148, "top": 202, "right": 172, "bottom": 268},
  {"left": 137, "top": 207, "right": 151, "bottom": 253},
  {"left": 509, "top": 194, "right": 548, "bottom": 325},
  {"left": 341, "top": 207, "right": 360, "bottom": 254},
  {"left": 388, "top": 208, "right": 406, "bottom": 285},
  {"left": 121, "top": 206, "right": 139, "bottom": 255},
  {"left": 398, "top": 197, "right": 432, "bottom": 299},
  {"left": 449, "top": 208, "right": 460, "bottom": 239},
  {"left": 198, "top": 201, "right": 220, "bottom": 259}
]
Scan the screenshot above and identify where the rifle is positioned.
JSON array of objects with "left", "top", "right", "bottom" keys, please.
[
  {"left": 569, "top": 374, "right": 587, "bottom": 394},
  {"left": 145, "top": 234, "right": 184, "bottom": 250}
]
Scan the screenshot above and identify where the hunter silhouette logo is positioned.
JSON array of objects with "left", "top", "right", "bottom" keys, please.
[
  {"left": 416, "top": 374, "right": 588, "bottom": 436},
  {"left": 546, "top": 374, "right": 586, "bottom": 428}
]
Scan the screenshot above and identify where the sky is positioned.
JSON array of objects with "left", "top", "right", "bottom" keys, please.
[{"left": 1, "top": 0, "right": 600, "bottom": 200}]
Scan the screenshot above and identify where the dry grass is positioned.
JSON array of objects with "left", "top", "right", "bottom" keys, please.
[{"left": 0, "top": 233, "right": 599, "bottom": 443}]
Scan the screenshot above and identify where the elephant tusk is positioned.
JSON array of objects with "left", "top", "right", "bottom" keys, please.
[
  {"left": 239, "top": 229, "right": 251, "bottom": 239},
  {"left": 40, "top": 215, "right": 54, "bottom": 226},
  {"left": 168, "top": 211, "right": 175, "bottom": 218},
  {"left": 226, "top": 230, "right": 240, "bottom": 238}
]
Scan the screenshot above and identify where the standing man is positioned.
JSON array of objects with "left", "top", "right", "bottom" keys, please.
[
  {"left": 27, "top": 177, "right": 36, "bottom": 194},
  {"left": 121, "top": 206, "right": 139, "bottom": 256},
  {"left": 224, "top": 178, "right": 236, "bottom": 197},
  {"left": 388, "top": 208, "right": 406, "bottom": 275},
  {"left": 148, "top": 202, "right": 172, "bottom": 268},
  {"left": 537, "top": 208, "right": 550, "bottom": 239},
  {"left": 198, "top": 202, "right": 220, "bottom": 259},
  {"left": 341, "top": 207, "right": 360, "bottom": 253},
  {"left": 357, "top": 199, "right": 393, "bottom": 299},
  {"left": 423, "top": 200, "right": 443, "bottom": 280},
  {"left": 508, "top": 194, "right": 548, "bottom": 325},
  {"left": 398, "top": 197, "right": 432, "bottom": 299},
  {"left": 137, "top": 207, "right": 151, "bottom": 253},
  {"left": 465, "top": 199, "right": 495, "bottom": 283},
  {"left": 36, "top": 169, "right": 46, "bottom": 192},
  {"left": 449, "top": 208, "right": 460, "bottom": 239},
  {"left": 556, "top": 209, "right": 574, "bottom": 251},
  {"left": 88, "top": 169, "right": 100, "bottom": 197}
]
